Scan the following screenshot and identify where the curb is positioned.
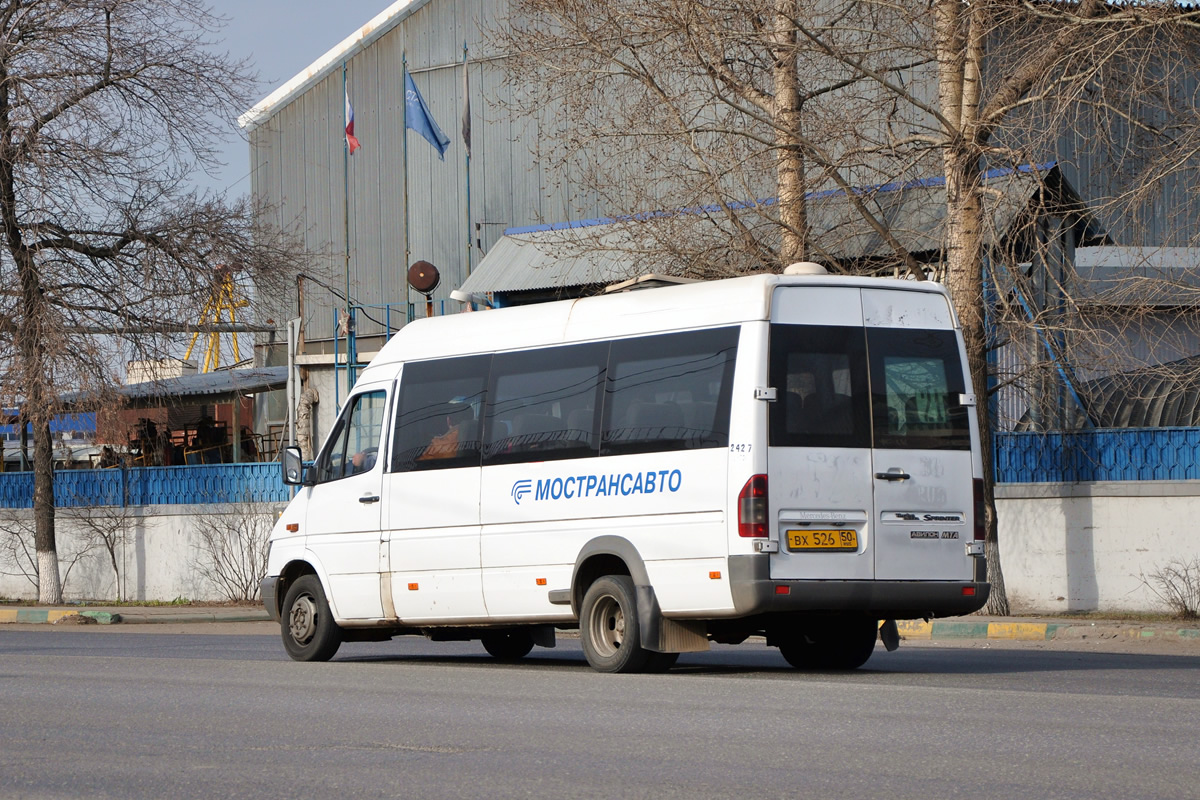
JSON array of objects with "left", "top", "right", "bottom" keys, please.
[
  {"left": 0, "top": 608, "right": 270, "bottom": 625},
  {"left": 0, "top": 608, "right": 121, "bottom": 625},
  {"left": 116, "top": 611, "right": 271, "bottom": 624},
  {"left": 897, "top": 619, "right": 1200, "bottom": 643}
]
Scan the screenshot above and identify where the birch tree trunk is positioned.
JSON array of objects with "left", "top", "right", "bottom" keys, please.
[
  {"left": 772, "top": 0, "right": 808, "bottom": 264},
  {"left": 937, "top": 0, "right": 1009, "bottom": 614}
]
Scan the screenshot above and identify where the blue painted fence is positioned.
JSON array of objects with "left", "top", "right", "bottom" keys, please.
[
  {"left": 0, "top": 463, "right": 290, "bottom": 509},
  {"left": 995, "top": 428, "right": 1200, "bottom": 483},
  {"left": 0, "top": 428, "right": 1195, "bottom": 508}
]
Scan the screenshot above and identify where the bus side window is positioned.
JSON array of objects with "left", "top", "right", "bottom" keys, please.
[
  {"left": 483, "top": 342, "right": 607, "bottom": 465},
  {"left": 391, "top": 355, "right": 491, "bottom": 472},
  {"left": 602, "top": 327, "right": 739, "bottom": 456}
]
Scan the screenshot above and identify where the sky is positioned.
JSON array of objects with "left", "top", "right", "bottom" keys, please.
[{"left": 197, "top": 1, "right": 396, "bottom": 196}]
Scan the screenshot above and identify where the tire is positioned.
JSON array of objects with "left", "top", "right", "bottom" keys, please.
[
  {"left": 280, "top": 575, "right": 342, "bottom": 662},
  {"left": 778, "top": 617, "right": 878, "bottom": 671},
  {"left": 579, "top": 575, "right": 653, "bottom": 673},
  {"left": 481, "top": 630, "right": 535, "bottom": 661},
  {"left": 643, "top": 651, "right": 680, "bottom": 673}
]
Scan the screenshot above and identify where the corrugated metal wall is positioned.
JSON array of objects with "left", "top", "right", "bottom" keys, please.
[
  {"left": 250, "top": 0, "right": 609, "bottom": 344},
  {"left": 251, "top": 2, "right": 1200, "bottom": 349}
]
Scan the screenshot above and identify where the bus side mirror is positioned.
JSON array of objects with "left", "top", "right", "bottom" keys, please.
[{"left": 281, "top": 446, "right": 308, "bottom": 486}]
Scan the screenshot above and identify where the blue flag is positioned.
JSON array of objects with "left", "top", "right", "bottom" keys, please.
[{"left": 405, "top": 72, "right": 451, "bottom": 160}]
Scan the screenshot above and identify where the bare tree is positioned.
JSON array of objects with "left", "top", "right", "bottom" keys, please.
[
  {"left": 0, "top": 513, "right": 96, "bottom": 596},
  {"left": 191, "top": 501, "right": 273, "bottom": 602},
  {"left": 69, "top": 503, "right": 134, "bottom": 601},
  {"left": 493, "top": 0, "right": 1200, "bottom": 614},
  {"left": 0, "top": 1, "right": 310, "bottom": 602},
  {"left": 491, "top": 0, "right": 930, "bottom": 278}
]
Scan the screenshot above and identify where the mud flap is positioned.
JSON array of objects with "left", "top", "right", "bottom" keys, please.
[
  {"left": 879, "top": 618, "right": 900, "bottom": 652},
  {"left": 636, "top": 584, "right": 710, "bottom": 653}
]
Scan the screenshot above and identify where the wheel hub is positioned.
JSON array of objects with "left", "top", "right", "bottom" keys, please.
[
  {"left": 288, "top": 594, "right": 317, "bottom": 644},
  {"left": 590, "top": 595, "right": 625, "bottom": 657}
]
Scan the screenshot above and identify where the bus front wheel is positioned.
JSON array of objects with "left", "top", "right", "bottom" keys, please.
[
  {"left": 580, "top": 575, "right": 653, "bottom": 673},
  {"left": 280, "top": 575, "right": 342, "bottom": 662}
]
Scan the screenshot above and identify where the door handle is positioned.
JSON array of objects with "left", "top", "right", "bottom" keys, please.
[
  {"left": 359, "top": 494, "right": 380, "bottom": 504},
  {"left": 874, "top": 469, "right": 911, "bottom": 482}
]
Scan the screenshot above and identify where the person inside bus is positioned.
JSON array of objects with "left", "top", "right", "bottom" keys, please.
[
  {"left": 418, "top": 402, "right": 473, "bottom": 461},
  {"left": 786, "top": 370, "right": 817, "bottom": 434},
  {"left": 349, "top": 446, "right": 377, "bottom": 474}
]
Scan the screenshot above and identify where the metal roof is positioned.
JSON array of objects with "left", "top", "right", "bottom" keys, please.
[
  {"left": 457, "top": 224, "right": 651, "bottom": 295},
  {"left": 238, "top": 0, "right": 431, "bottom": 132},
  {"left": 459, "top": 164, "right": 1085, "bottom": 297},
  {"left": 62, "top": 367, "right": 290, "bottom": 409}
]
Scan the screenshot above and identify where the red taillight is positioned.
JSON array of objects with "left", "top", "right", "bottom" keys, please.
[
  {"left": 738, "top": 474, "right": 768, "bottom": 538},
  {"left": 962, "top": 587, "right": 977, "bottom": 596},
  {"left": 973, "top": 478, "right": 986, "bottom": 541}
]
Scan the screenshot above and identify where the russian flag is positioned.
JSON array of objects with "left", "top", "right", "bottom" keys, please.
[{"left": 345, "top": 90, "right": 360, "bottom": 154}]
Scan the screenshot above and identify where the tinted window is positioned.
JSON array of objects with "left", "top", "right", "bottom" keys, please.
[
  {"left": 769, "top": 325, "right": 870, "bottom": 449},
  {"left": 484, "top": 343, "right": 607, "bottom": 465},
  {"left": 602, "top": 327, "right": 738, "bottom": 456},
  {"left": 313, "top": 390, "right": 388, "bottom": 483},
  {"left": 868, "top": 329, "right": 970, "bottom": 450},
  {"left": 391, "top": 355, "right": 491, "bottom": 471}
]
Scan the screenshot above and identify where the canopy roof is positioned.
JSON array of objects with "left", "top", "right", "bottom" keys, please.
[
  {"left": 459, "top": 163, "right": 1102, "bottom": 297},
  {"left": 60, "top": 367, "right": 289, "bottom": 410}
]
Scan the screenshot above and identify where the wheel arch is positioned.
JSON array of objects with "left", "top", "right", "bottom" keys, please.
[
  {"left": 569, "top": 535, "right": 650, "bottom": 616},
  {"left": 273, "top": 558, "right": 324, "bottom": 620}
]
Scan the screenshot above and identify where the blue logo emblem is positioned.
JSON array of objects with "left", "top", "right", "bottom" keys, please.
[{"left": 511, "top": 479, "right": 533, "bottom": 505}]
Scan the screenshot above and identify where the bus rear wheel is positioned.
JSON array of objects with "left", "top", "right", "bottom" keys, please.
[
  {"left": 280, "top": 575, "right": 342, "bottom": 662},
  {"left": 580, "top": 575, "right": 653, "bottom": 673},
  {"left": 481, "top": 630, "right": 535, "bottom": 661},
  {"left": 777, "top": 617, "right": 878, "bottom": 671}
]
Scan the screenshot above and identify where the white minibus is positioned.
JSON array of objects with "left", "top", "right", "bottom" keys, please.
[{"left": 262, "top": 267, "right": 989, "bottom": 672}]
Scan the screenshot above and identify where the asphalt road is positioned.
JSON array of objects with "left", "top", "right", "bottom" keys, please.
[{"left": 1, "top": 627, "right": 1197, "bottom": 799}]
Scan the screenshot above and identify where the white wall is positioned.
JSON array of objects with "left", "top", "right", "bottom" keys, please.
[
  {"left": 997, "top": 481, "right": 1200, "bottom": 614},
  {"left": 0, "top": 503, "right": 286, "bottom": 603},
  {"left": 4, "top": 485, "right": 1198, "bottom": 613}
]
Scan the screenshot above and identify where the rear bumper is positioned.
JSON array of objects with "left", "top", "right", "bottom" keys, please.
[{"left": 728, "top": 554, "right": 989, "bottom": 618}]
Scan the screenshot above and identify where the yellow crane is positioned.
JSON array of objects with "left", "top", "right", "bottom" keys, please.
[{"left": 184, "top": 266, "right": 250, "bottom": 372}]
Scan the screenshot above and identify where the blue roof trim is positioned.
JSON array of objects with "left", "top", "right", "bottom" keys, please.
[{"left": 504, "top": 162, "right": 1058, "bottom": 236}]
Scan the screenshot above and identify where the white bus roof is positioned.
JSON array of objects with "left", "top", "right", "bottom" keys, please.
[{"left": 361, "top": 273, "right": 948, "bottom": 375}]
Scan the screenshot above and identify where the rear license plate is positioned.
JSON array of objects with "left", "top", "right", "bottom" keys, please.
[{"left": 786, "top": 529, "right": 858, "bottom": 552}]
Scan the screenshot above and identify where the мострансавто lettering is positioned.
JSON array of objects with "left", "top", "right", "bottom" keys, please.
[{"left": 533, "top": 469, "right": 683, "bottom": 501}]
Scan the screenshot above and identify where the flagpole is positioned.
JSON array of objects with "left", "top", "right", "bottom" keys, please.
[
  {"left": 342, "top": 62, "right": 355, "bottom": 392},
  {"left": 343, "top": 61, "right": 355, "bottom": 393},
  {"left": 402, "top": 52, "right": 412, "bottom": 322},
  {"left": 462, "top": 41, "right": 472, "bottom": 279}
]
